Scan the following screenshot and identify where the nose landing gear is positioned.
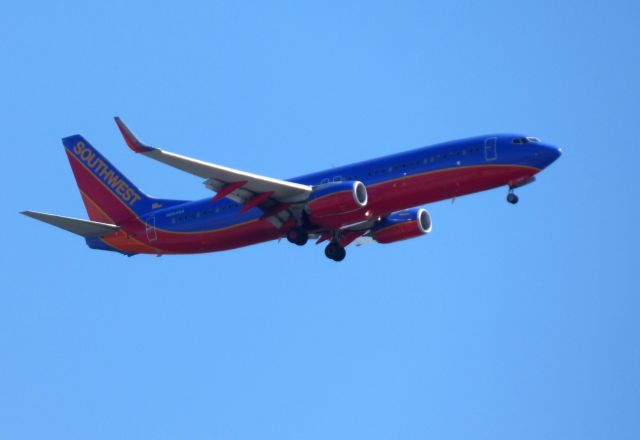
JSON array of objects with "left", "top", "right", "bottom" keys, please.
[{"left": 506, "top": 176, "right": 535, "bottom": 204}]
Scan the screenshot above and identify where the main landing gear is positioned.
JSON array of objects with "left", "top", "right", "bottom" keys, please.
[
  {"left": 507, "top": 189, "right": 519, "bottom": 205},
  {"left": 286, "top": 227, "right": 308, "bottom": 246},
  {"left": 286, "top": 226, "right": 346, "bottom": 262},
  {"left": 325, "top": 241, "right": 346, "bottom": 262}
]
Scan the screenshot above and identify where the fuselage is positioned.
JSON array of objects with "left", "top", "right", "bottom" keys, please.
[{"left": 88, "top": 134, "right": 561, "bottom": 255}]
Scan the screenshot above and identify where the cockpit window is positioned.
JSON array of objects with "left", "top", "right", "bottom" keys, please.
[{"left": 512, "top": 136, "right": 541, "bottom": 144}]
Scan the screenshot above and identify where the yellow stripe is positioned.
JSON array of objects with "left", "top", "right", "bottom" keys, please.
[
  {"left": 153, "top": 218, "right": 261, "bottom": 235},
  {"left": 67, "top": 147, "right": 140, "bottom": 218}
]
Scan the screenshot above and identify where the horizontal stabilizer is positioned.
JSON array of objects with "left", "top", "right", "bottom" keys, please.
[{"left": 21, "top": 211, "right": 120, "bottom": 238}]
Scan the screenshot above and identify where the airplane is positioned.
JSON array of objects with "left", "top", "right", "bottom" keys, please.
[{"left": 22, "top": 118, "right": 561, "bottom": 261}]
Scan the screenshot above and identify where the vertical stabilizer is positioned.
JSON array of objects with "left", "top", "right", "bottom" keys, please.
[{"left": 62, "top": 135, "right": 185, "bottom": 224}]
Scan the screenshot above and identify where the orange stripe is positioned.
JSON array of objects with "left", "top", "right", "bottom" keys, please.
[{"left": 80, "top": 189, "right": 159, "bottom": 253}]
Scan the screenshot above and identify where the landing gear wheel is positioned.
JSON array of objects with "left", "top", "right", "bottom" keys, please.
[
  {"left": 324, "top": 242, "right": 346, "bottom": 262},
  {"left": 286, "top": 227, "right": 308, "bottom": 246},
  {"left": 507, "top": 192, "right": 519, "bottom": 205}
]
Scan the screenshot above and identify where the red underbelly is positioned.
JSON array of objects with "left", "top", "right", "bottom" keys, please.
[{"left": 367, "top": 164, "right": 538, "bottom": 214}]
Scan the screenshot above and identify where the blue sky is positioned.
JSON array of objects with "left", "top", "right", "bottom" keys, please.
[{"left": 1, "top": 1, "right": 639, "bottom": 438}]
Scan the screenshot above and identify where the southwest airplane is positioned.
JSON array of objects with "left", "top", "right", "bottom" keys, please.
[{"left": 22, "top": 118, "right": 561, "bottom": 261}]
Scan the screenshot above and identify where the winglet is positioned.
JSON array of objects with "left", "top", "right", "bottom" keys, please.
[{"left": 114, "top": 117, "right": 156, "bottom": 153}]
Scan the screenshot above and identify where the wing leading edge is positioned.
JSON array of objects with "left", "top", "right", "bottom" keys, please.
[
  {"left": 114, "top": 117, "right": 312, "bottom": 205},
  {"left": 21, "top": 211, "right": 120, "bottom": 237}
]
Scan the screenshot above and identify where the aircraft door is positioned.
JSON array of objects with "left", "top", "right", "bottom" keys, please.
[
  {"left": 145, "top": 216, "right": 158, "bottom": 242},
  {"left": 485, "top": 137, "right": 497, "bottom": 161}
]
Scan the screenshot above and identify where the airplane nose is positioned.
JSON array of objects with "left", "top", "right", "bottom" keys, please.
[
  {"left": 542, "top": 144, "right": 561, "bottom": 165},
  {"left": 536, "top": 144, "right": 562, "bottom": 168}
]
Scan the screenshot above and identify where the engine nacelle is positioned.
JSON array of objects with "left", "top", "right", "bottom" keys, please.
[
  {"left": 371, "top": 208, "right": 432, "bottom": 244},
  {"left": 306, "top": 181, "right": 371, "bottom": 228}
]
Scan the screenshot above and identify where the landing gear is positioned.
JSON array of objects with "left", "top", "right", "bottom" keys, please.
[
  {"left": 506, "top": 177, "right": 534, "bottom": 205},
  {"left": 286, "top": 227, "right": 308, "bottom": 246},
  {"left": 324, "top": 242, "right": 346, "bottom": 262}
]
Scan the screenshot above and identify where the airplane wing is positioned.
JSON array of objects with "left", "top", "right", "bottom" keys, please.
[{"left": 114, "top": 117, "right": 312, "bottom": 209}]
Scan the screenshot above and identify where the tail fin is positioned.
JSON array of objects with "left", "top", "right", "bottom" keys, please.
[{"left": 63, "top": 135, "right": 186, "bottom": 224}]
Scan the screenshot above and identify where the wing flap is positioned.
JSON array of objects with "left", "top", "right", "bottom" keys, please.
[{"left": 21, "top": 211, "right": 120, "bottom": 238}]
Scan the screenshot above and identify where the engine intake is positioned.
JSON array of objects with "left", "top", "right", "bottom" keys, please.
[{"left": 372, "top": 208, "right": 432, "bottom": 244}]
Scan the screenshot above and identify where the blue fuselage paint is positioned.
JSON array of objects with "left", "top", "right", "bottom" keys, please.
[{"left": 144, "top": 134, "right": 560, "bottom": 235}]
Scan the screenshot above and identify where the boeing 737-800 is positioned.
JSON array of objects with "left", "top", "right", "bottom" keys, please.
[{"left": 22, "top": 118, "right": 561, "bottom": 261}]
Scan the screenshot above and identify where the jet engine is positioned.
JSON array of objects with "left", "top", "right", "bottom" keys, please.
[
  {"left": 371, "top": 208, "right": 432, "bottom": 244},
  {"left": 306, "top": 181, "right": 371, "bottom": 228}
]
